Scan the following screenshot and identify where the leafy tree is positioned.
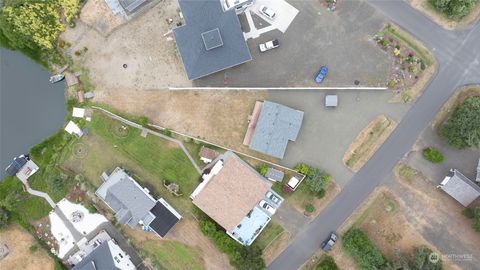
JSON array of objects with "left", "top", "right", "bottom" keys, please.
[
  {"left": 305, "top": 168, "right": 330, "bottom": 193},
  {"left": 342, "top": 228, "right": 387, "bottom": 269},
  {"left": 438, "top": 97, "right": 480, "bottom": 148},
  {"left": 305, "top": 203, "right": 315, "bottom": 213},
  {"left": 473, "top": 207, "right": 480, "bottom": 232},
  {"left": 411, "top": 246, "right": 443, "bottom": 270},
  {"left": 294, "top": 163, "right": 310, "bottom": 175},
  {"left": 316, "top": 255, "right": 338, "bottom": 270},
  {"left": 422, "top": 147, "right": 444, "bottom": 163},
  {"left": 0, "top": 191, "right": 20, "bottom": 211},
  {"left": 0, "top": 207, "right": 9, "bottom": 229},
  {"left": 256, "top": 164, "right": 269, "bottom": 176},
  {"left": 428, "top": 0, "right": 477, "bottom": 19}
]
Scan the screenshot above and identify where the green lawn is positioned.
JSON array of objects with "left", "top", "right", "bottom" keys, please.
[
  {"left": 253, "top": 220, "right": 284, "bottom": 250},
  {"left": 142, "top": 240, "right": 204, "bottom": 270},
  {"left": 64, "top": 112, "right": 200, "bottom": 213}
]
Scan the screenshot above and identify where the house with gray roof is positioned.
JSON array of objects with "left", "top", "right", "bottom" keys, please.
[
  {"left": 96, "top": 167, "right": 181, "bottom": 237},
  {"left": 438, "top": 169, "right": 480, "bottom": 207},
  {"left": 247, "top": 101, "right": 304, "bottom": 159},
  {"left": 72, "top": 238, "right": 135, "bottom": 270},
  {"left": 172, "top": 0, "right": 252, "bottom": 80}
]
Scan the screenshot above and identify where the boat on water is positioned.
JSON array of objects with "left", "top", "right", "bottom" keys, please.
[{"left": 49, "top": 74, "right": 65, "bottom": 83}]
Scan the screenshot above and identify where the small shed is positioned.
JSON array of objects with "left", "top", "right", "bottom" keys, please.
[
  {"left": 65, "top": 121, "right": 84, "bottom": 137},
  {"left": 438, "top": 169, "right": 480, "bottom": 207},
  {"left": 325, "top": 95, "right": 338, "bottom": 107},
  {"left": 265, "top": 168, "right": 284, "bottom": 182},
  {"left": 72, "top": 107, "right": 86, "bottom": 118},
  {"left": 199, "top": 146, "right": 219, "bottom": 164}
]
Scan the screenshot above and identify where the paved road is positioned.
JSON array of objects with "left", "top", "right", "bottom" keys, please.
[{"left": 269, "top": 1, "right": 480, "bottom": 269}]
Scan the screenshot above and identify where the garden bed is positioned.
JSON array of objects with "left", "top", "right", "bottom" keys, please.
[
  {"left": 343, "top": 115, "right": 397, "bottom": 172},
  {"left": 375, "top": 24, "right": 436, "bottom": 103}
]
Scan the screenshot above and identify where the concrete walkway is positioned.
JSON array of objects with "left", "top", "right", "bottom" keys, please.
[{"left": 21, "top": 181, "right": 56, "bottom": 208}]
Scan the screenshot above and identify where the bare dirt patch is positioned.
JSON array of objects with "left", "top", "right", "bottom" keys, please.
[
  {"left": 262, "top": 231, "right": 291, "bottom": 265},
  {"left": 409, "top": 0, "right": 480, "bottom": 29},
  {"left": 0, "top": 225, "right": 54, "bottom": 270},
  {"left": 93, "top": 89, "right": 269, "bottom": 158},
  {"left": 431, "top": 85, "right": 480, "bottom": 129},
  {"left": 343, "top": 115, "right": 397, "bottom": 172},
  {"left": 62, "top": 0, "right": 190, "bottom": 89}
]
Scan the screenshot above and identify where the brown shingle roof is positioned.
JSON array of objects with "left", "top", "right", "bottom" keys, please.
[
  {"left": 199, "top": 146, "right": 219, "bottom": 161},
  {"left": 192, "top": 152, "right": 271, "bottom": 231}
]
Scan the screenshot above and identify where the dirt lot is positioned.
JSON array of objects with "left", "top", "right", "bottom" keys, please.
[
  {"left": 337, "top": 187, "right": 461, "bottom": 269},
  {"left": 0, "top": 225, "right": 54, "bottom": 270},
  {"left": 124, "top": 217, "right": 233, "bottom": 270},
  {"left": 93, "top": 89, "right": 270, "bottom": 158},
  {"left": 343, "top": 115, "right": 397, "bottom": 172},
  {"left": 62, "top": 0, "right": 190, "bottom": 89},
  {"left": 409, "top": 0, "right": 480, "bottom": 29}
]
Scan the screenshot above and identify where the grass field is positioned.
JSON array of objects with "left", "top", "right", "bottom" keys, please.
[
  {"left": 63, "top": 112, "right": 200, "bottom": 212},
  {"left": 142, "top": 240, "right": 204, "bottom": 270},
  {"left": 254, "top": 221, "right": 285, "bottom": 250}
]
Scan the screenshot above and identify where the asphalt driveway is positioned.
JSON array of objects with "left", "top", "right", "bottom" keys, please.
[
  {"left": 194, "top": 0, "right": 390, "bottom": 87},
  {"left": 266, "top": 89, "right": 410, "bottom": 187}
]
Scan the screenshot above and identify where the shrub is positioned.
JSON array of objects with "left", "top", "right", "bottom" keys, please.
[
  {"left": 342, "top": 228, "right": 387, "bottom": 269},
  {"left": 316, "top": 256, "right": 338, "bottom": 270},
  {"left": 0, "top": 207, "right": 9, "bottom": 229},
  {"left": 137, "top": 116, "right": 149, "bottom": 127},
  {"left": 305, "top": 168, "right": 331, "bottom": 193},
  {"left": 422, "top": 147, "right": 444, "bottom": 163},
  {"left": 388, "top": 79, "right": 396, "bottom": 88},
  {"left": 462, "top": 208, "right": 475, "bottom": 219},
  {"left": 428, "top": 0, "right": 477, "bottom": 19},
  {"left": 305, "top": 204, "right": 315, "bottom": 213},
  {"left": 29, "top": 244, "right": 39, "bottom": 253},
  {"left": 316, "top": 189, "right": 326, "bottom": 199},
  {"left": 83, "top": 203, "right": 97, "bottom": 214},
  {"left": 256, "top": 164, "right": 269, "bottom": 177},
  {"left": 283, "top": 185, "right": 293, "bottom": 193},
  {"left": 294, "top": 163, "right": 310, "bottom": 175},
  {"left": 438, "top": 96, "right": 480, "bottom": 148},
  {"left": 473, "top": 207, "right": 480, "bottom": 232}
]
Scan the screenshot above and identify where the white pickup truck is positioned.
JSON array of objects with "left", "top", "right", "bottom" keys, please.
[{"left": 259, "top": 39, "right": 280, "bottom": 52}]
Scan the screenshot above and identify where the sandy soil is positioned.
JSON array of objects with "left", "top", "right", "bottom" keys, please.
[
  {"left": 124, "top": 217, "right": 233, "bottom": 270},
  {"left": 62, "top": 0, "right": 191, "bottom": 89},
  {"left": 409, "top": 0, "right": 480, "bottom": 29},
  {"left": 0, "top": 225, "right": 54, "bottom": 270},
  {"left": 93, "top": 89, "right": 269, "bottom": 157},
  {"left": 343, "top": 115, "right": 397, "bottom": 172},
  {"left": 262, "top": 231, "right": 291, "bottom": 266}
]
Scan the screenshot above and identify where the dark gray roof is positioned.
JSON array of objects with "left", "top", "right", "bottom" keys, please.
[
  {"left": 249, "top": 101, "right": 304, "bottom": 159},
  {"left": 5, "top": 155, "right": 28, "bottom": 176},
  {"left": 265, "top": 168, "right": 284, "bottom": 182},
  {"left": 72, "top": 241, "right": 118, "bottom": 270},
  {"left": 440, "top": 169, "right": 480, "bottom": 207},
  {"left": 104, "top": 177, "right": 156, "bottom": 228},
  {"left": 119, "top": 0, "right": 146, "bottom": 12},
  {"left": 172, "top": 0, "right": 252, "bottom": 80},
  {"left": 148, "top": 201, "right": 181, "bottom": 237}
]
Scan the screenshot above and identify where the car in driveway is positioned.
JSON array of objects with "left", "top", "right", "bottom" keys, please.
[
  {"left": 259, "top": 39, "right": 279, "bottom": 52},
  {"left": 266, "top": 191, "right": 281, "bottom": 204},
  {"left": 259, "top": 5, "right": 276, "bottom": 20},
  {"left": 315, "top": 66, "right": 328, "bottom": 83},
  {"left": 321, "top": 232, "right": 337, "bottom": 252},
  {"left": 259, "top": 199, "right": 276, "bottom": 215}
]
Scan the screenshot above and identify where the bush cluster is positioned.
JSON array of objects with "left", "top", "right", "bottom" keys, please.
[
  {"left": 295, "top": 163, "right": 331, "bottom": 194},
  {"left": 439, "top": 96, "right": 480, "bottom": 149},
  {"left": 199, "top": 219, "right": 265, "bottom": 270},
  {"left": 429, "top": 0, "right": 477, "bottom": 19},
  {"left": 316, "top": 255, "right": 338, "bottom": 270},
  {"left": 342, "top": 228, "right": 387, "bottom": 269},
  {"left": 422, "top": 147, "right": 444, "bottom": 163}
]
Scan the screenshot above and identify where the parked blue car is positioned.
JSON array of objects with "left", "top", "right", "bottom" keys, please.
[{"left": 315, "top": 66, "right": 328, "bottom": 83}]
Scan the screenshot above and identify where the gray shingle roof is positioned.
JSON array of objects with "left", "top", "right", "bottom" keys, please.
[
  {"left": 249, "top": 101, "right": 304, "bottom": 159},
  {"left": 172, "top": 0, "right": 252, "bottom": 80},
  {"left": 72, "top": 241, "right": 118, "bottom": 270},
  {"left": 103, "top": 174, "right": 156, "bottom": 228},
  {"left": 440, "top": 169, "right": 480, "bottom": 207},
  {"left": 265, "top": 168, "right": 284, "bottom": 182}
]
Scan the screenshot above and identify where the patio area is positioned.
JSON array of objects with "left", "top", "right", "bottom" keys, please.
[{"left": 229, "top": 207, "right": 271, "bottom": 246}]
